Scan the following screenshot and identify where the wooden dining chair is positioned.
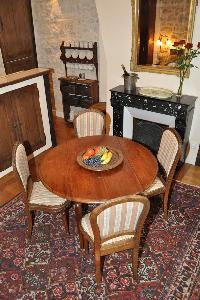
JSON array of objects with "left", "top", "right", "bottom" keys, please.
[
  {"left": 80, "top": 195, "right": 150, "bottom": 284},
  {"left": 73, "top": 108, "right": 105, "bottom": 137},
  {"left": 141, "top": 128, "right": 182, "bottom": 219},
  {"left": 12, "top": 142, "right": 71, "bottom": 238}
]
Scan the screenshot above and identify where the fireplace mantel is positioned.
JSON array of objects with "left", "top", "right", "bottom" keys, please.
[{"left": 110, "top": 85, "right": 197, "bottom": 161}]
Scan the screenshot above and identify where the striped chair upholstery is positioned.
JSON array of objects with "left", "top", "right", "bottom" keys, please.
[
  {"left": 80, "top": 195, "right": 150, "bottom": 284},
  {"left": 142, "top": 176, "right": 164, "bottom": 195},
  {"left": 73, "top": 109, "right": 105, "bottom": 137},
  {"left": 30, "top": 181, "right": 66, "bottom": 206},
  {"left": 81, "top": 201, "right": 144, "bottom": 246},
  {"left": 12, "top": 142, "right": 70, "bottom": 238},
  {"left": 142, "top": 128, "right": 182, "bottom": 219},
  {"left": 15, "top": 143, "right": 30, "bottom": 190},
  {"left": 157, "top": 130, "right": 179, "bottom": 176}
]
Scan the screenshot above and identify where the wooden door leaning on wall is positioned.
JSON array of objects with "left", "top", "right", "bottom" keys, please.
[{"left": 0, "top": 0, "right": 38, "bottom": 74}]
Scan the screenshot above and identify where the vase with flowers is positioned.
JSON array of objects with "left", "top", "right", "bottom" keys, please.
[{"left": 173, "top": 40, "right": 200, "bottom": 99}]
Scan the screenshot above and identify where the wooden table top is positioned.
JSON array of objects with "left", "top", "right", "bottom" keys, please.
[{"left": 39, "top": 135, "right": 158, "bottom": 204}]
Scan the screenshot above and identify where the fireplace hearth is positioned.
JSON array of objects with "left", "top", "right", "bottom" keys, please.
[
  {"left": 133, "top": 118, "right": 167, "bottom": 154},
  {"left": 110, "top": 85, "right": 197, "bottom": 163}
]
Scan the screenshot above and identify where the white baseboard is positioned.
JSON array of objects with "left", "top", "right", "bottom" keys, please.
[
  {"left": 56, "top": 110, "right": 64, "bottom": 118},
  {"left": 185, "top": 142, "right": 199, "bottom": 165}
]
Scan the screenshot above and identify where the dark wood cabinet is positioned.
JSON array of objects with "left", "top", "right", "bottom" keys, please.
[
  {"left": 59, "top": 77, "right": 99, "bottom": 123},
  {"left": 0, "top": 84, "right": 46, "bottom": 172},
  {"left": 0, "top": 0, "right": 37, "bottom": 74}
]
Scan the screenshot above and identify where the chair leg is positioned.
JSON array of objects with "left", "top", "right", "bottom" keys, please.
[
  {"left": 84, "top": 238, "right": 89, "bottom": 253},
  {"left": 163, "top": 192, "right": 169, "bottom": 220},
  {"left": 95, "top": 251, "right": 102, "bottom": 284},
  {"left": 74, "top": 203, "right": 84, "bottom": 249},
  {"left": 27, "top": 210, "right": 33, "bottom": 239},
  {"left": 132, "top": 247, "right": 139, "bottom": 282},
  {"left": 101, "top": 256, "right": 105, "bottom": 274},
  {"left": 65, "top": 208, "right": 70, "bottom": 234},
  {"left": 62, "top": 210, "right": 69, "bottom": 234}
]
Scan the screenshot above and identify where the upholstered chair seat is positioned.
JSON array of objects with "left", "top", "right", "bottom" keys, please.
[
  {"left": 73, "top": 108, "right": 105, "bottom": 137},
  {"left": 12, "top": 142, "right": 71, "bottom": 238},
  {"left": 142, "top": 176, "right": 165, "bottom": 196},
  {"left": 141, "top": 128, "right": 182, "bottom": 219},
  {"left": 30, "top": 181, "right": 66, "bottom": 206},
  {"left": 80, "top": 195, "right": 150, "bottom": 284}
]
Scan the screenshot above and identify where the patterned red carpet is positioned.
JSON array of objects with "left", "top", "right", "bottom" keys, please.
[{"left": 0, "top": 182, "right": 199, "bottom": 299}]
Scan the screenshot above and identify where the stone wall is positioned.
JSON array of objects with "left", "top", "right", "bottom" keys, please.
[
  {"left": 31, "top": 0, "right": 99, "bottom": 115},
  {"left": 154, "top": 0, "right": 190, "bottom": 66},
  {"left": 159, "top": 0, "right": 190, "bottom": 41}
]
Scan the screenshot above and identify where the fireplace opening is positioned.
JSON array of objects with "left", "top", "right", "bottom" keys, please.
[{"left": 132, "top": 118, "right": 168, "bottom": 154}]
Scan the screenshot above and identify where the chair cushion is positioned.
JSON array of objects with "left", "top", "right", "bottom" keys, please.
[
  {"left": 142, "top": 176, "right": 165, "bottom": 196},
  {"left": 81, "top": 213, "right": 134, "bottom": 246},
  {"left": 30, "top": 181, "right": 67, "bottom": 206}
]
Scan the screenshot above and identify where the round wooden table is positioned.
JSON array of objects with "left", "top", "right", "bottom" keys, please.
[{"left": 39, "top": 135, "right": 158, "bottom": 246}]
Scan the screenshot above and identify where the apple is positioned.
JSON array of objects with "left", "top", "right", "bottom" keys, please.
[
  {"left": 85, "top": 148, "right": 95, "bottom": 157},
  {"left": 83, "top": 154, "right": 90, "bottom": 160},
  {"left": 94, "top": 146, "right": 101, "bottom": 155}
]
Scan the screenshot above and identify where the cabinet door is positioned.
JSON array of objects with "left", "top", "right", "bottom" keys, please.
[
  {"left": 0, "top": 0, "right": 37, "bottom": 74},
  {"left": 12, "top": 84, "right": 46, "bottom": 154},
  {"left": 0, "top": 93, "right": 17, "bottom": 171}
]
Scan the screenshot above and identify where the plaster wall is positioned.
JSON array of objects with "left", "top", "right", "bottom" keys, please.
[
  {"left": 31, "top": 0, "right": 99, "bottom": 115},
  {"left": 95, "top": 0, "right": 200, "bottom": 165}
]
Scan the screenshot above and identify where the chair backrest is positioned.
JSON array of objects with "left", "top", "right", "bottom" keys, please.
[
  {"left": 12, "top": 142, "right": 30, "bottom": 191},
  {"left": 90, "top": 195, "right": 150, "bottom": 244},
  {"left": 73, "top": 108, "right": 105, "bottom": 138},
  {"left": 157, "top": 128, "right": 182, "bottom": 178}
]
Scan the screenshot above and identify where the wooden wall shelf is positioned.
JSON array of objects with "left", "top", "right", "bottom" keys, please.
[{"left": 60, "top": 41, "right": 98, "bottom": 79}]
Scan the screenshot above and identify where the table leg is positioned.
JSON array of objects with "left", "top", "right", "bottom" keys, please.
[{"left": 74, "top": 203, "right": 84, "bottom": 249}]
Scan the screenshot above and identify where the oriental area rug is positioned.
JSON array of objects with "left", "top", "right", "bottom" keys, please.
[{"left": 0, "top": 182, "right": 199, "bottom": 300}]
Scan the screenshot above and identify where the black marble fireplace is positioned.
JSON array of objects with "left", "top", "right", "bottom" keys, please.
[
  {"left": 110, "top": 85, "right": 197, "bottom": 162},
  {"left": 133, "top": 118, "right": 168, "bottom": 154}
]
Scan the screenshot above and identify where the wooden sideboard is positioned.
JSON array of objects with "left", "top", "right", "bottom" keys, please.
[
  {"left": 59, "top": 76, "right": 99, "bottom": 124},
  {"left": 0, "top": 68, "right": 56, "bottom": 177}
]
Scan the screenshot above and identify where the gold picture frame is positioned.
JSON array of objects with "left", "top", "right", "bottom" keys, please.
[{"left": 130, "top": 0, "right": 197, "bottom": 75}]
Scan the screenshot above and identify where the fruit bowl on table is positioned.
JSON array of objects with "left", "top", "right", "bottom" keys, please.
[{"left": 77, "top": 145, "right": 123, "bottom": 171}]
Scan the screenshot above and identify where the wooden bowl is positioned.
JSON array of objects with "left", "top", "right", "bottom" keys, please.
[{"left": 77, "top": 146, "right": 123, "bottom": 171}]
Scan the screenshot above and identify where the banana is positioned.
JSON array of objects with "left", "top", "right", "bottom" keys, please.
[
  {"left": 101, "top": 151, "right": 112, "bottom": 165},
  {"left": 101, "top": 151, "right": 108, "bottom": 161}
]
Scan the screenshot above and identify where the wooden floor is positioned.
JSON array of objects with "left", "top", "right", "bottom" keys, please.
[{"left": 0, "top": 116, "right": 200, "bottom": 207}]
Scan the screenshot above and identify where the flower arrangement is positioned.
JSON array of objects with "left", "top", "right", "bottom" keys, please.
[{"left": 173, "top": 40, "right": 200, "bottom": 97}]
